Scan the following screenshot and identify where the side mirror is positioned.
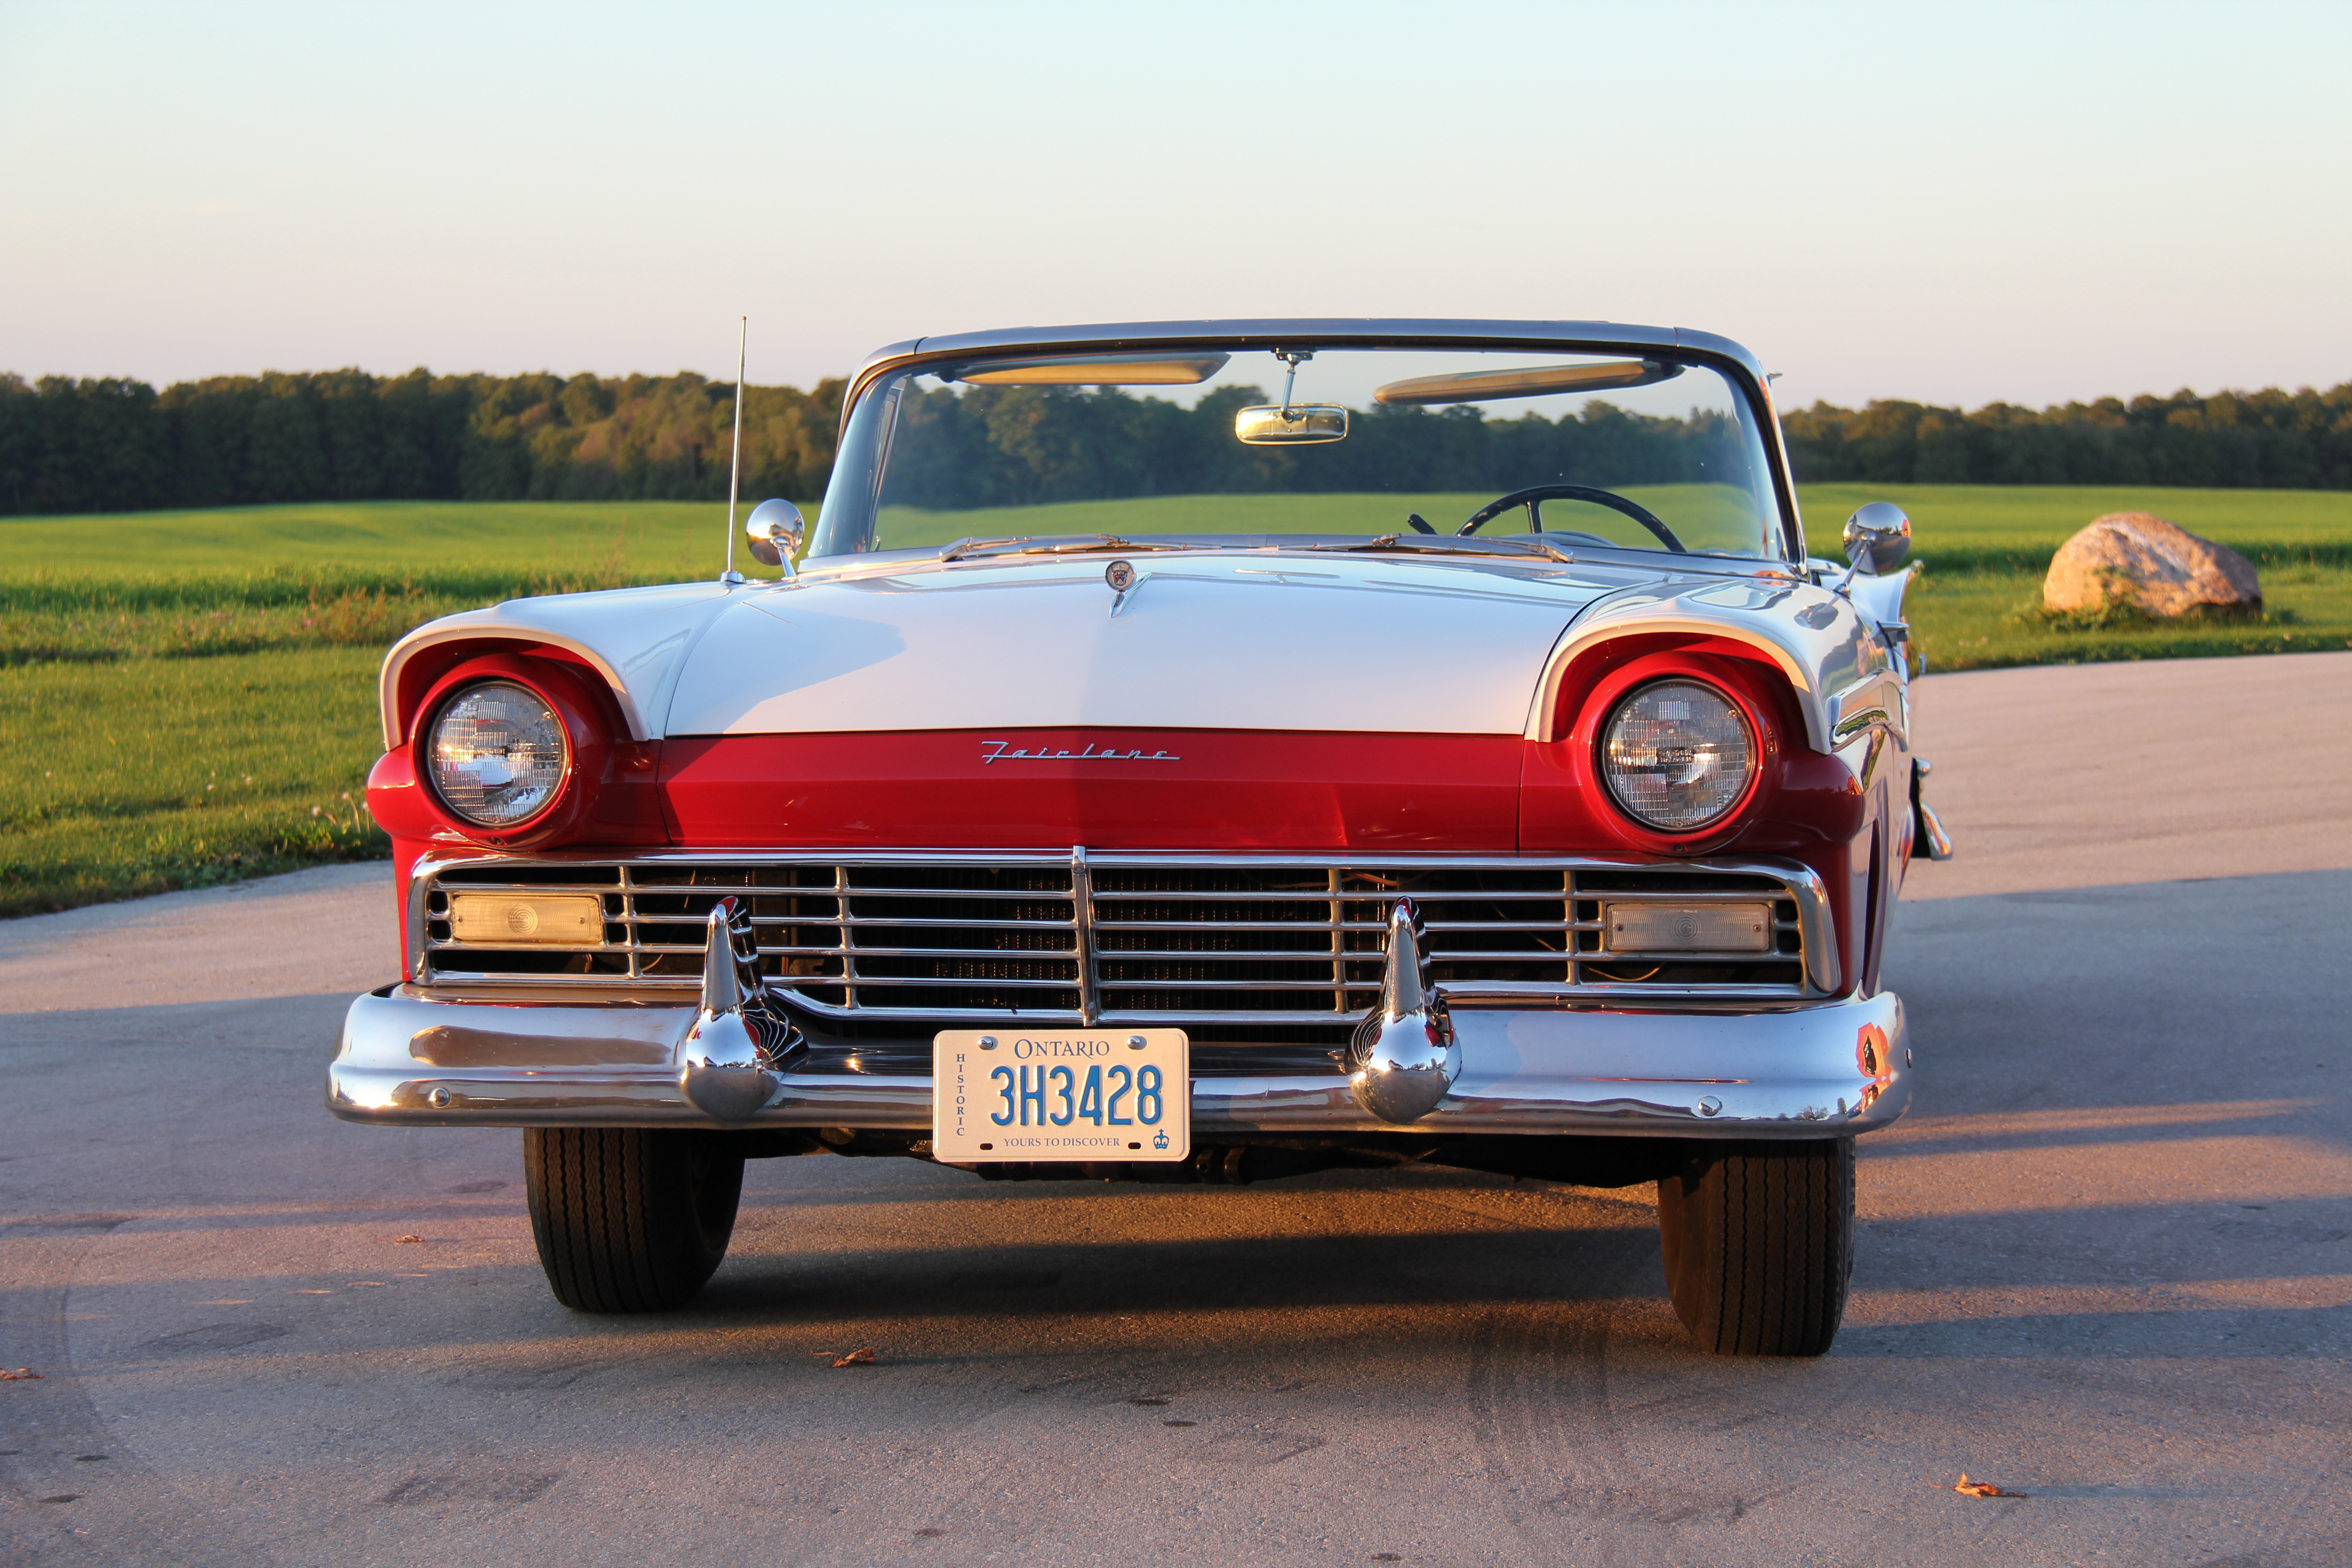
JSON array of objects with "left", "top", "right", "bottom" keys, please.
[
  {"left": 745, "top": 498, "right": 806, "bottom": 574},
  {"left": 1842, "top": 502, "right": 1911, "bottom": 577}
]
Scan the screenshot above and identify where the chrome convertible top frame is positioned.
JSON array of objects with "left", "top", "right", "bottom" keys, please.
[{"left": 839, "top": 318, "right": 1807, "bottom": 565}]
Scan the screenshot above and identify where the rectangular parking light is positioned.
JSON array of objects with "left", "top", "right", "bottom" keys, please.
[
  {"left": 446, "top": 893, "right": 605, "bottom": 946},
  {"left": 1603, "top": 901, "right": 1772, "bottom": 953}
]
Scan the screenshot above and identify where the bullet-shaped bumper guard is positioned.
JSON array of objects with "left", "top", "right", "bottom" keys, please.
[{"left": 327, "top": 988, "right": 1912, "bottom": 1139}]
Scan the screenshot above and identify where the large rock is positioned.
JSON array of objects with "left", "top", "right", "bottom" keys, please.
[{"left": 2042, "top": 513, "right": 2262, "bottom": 617}]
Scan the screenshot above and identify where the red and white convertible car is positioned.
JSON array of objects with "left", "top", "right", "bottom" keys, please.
[{"left": 331, "top": 320, "right": 1949, "bottom": 1355}]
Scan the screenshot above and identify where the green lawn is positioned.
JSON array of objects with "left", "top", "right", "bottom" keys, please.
[
  {"left": 0, "top": 498, "right": 737, "bottom": 580},
  {"left": 1898, "top": 559, "right": 2350, "bottom": 672},
  {"left": 875, "top": 484, "right": 1765, "bottom": 551},
  {"left": 3, "top": 488, "right": 2347, "bottom": 916},
  {"left": 1798, "top": 483, "right": 2352, "bottom": 673},
  {"left": 1798, "top": 483, "right": 2352, "bottom": 573},
  {"left": 0, "top": 647, "right": 384, "bottom": 915},
  {"left": 0, "top": 499, "right": 734, "bottom": 916}
]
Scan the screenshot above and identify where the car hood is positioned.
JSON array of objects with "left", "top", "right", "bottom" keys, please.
[
  {"left": 384, "top": 551, "right": 1879, "bottom": 755},
  {"left": 660, "top": 553, "right": 1654, "bottom": 738}
]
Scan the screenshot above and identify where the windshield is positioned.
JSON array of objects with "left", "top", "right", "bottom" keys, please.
[{"left": 808, "top": 343, "right": 1788, "bottom": 561}]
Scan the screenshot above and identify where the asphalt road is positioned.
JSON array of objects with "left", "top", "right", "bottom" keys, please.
[{"left": 4, "top": 651, "right": 2349, "bottom": 1568}]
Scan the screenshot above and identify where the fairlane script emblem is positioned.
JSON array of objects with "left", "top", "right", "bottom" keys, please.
[{"left": 980, "top": 740, "right": 1182, "bottom": 764}]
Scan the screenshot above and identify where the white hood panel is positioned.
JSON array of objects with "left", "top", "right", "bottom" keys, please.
[{"left": 662, "top": 557, "right": 1627, "bottom": 738}]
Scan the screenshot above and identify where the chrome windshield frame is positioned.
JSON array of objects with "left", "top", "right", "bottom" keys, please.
[{"left": 813, "top": 320, "right": 1805, "bottom": 567}]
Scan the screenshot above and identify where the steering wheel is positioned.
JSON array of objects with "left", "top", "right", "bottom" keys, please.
[{"left": 1455, "top": 484, "right": 1685, "bottom": 554}]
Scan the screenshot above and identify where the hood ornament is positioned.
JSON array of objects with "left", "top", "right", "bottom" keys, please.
[{"left": 1105, "top": 558, "right": 1139, "bottom": 617}]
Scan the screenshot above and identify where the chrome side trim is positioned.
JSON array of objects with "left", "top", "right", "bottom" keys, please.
[
  {"left": 328, "top": 988, "right": 1911, "bottom": 1139},
  {"left": 1830, "top": 671, "right": 1906, "bottom": 747}
]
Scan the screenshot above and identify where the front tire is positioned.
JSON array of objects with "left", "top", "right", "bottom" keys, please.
[
  {"left": 523, "top": 1128, "right": 744, "bottom": 1313},
  {"left": 1657, "top": 1138, "right": 1853, "bottom": 1356}
]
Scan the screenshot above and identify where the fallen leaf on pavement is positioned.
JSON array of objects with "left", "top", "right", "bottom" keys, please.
[
  {"left": 1953, "top": 1474, "right": 2024, "bottom": 1499},
  {"left": 0, "top": 1368, "right": 43, "bottom": 1381}
]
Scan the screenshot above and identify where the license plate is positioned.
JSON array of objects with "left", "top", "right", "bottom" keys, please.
[{"left": 931, "top": 1029, "right": 1189, "bottom": 1162}]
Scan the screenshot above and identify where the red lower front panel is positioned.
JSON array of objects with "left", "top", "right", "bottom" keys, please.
[{"left": 660, "top": 729, "right": 1524, "bottom": 852}]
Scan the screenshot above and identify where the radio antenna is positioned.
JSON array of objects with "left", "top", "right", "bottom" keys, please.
[{"left": 721, "top": 315, "right": 747, "bottom": 585}]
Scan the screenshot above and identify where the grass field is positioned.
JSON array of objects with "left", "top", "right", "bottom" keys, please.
[
  {"left": 1, "top": 648, "right": 384, "bottom": 912},
  {"left": 4, "top": 487, "right": 2347, "bottom": 915},
  {"left": 1804, "top": 482, "right": 2352, "bottom": 672},
  {"left": 874, "top": 484, "right": 1766, "bottom": 551},
  {"left": 0, "top": 500, "right": 727, "bottom": 914}
]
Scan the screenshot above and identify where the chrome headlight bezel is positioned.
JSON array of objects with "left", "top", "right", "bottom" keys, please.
[
  {"left": 1598, "top": 676, "right": 1758, "bottom": 833},
  {"left": 424, "top": 680, "right": 572, "bottom": 829}
]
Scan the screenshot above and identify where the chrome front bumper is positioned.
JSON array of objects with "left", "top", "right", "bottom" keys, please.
[{"left": 327, "top": 985, "right": 1911, "bottom": 1140}]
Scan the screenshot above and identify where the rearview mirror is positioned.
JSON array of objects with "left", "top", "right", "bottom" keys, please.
[
  {"left": 1234, "top": 404, "right": 1348, "bottom": 445},
  {"left": 746, "top": 498, "right": 806, "bottom": 574},
  {"left": 1842, "top": 501, "right": 1911, "bottom": 576}
]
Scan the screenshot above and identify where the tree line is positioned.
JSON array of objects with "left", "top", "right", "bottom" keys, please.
[
  {"left": 874, "top": 382, "right": 1759, "bottom": 509},
  {"left": 0, "top": 369, "right": 843, "bottom": 516},
  {"left": 1781, "top": 384, "right": 2352, "bottom": 488},
  {"left": 2, "top": 366, "right": 2347, "bottom": 517}
]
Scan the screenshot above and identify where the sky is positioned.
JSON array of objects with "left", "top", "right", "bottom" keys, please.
[{"left": 3, "top": 0, "right": 2346, "bottom": 412}]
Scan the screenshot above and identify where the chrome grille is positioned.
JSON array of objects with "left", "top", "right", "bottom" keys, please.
[{"left": 416, "top": 853, "right": 1821, "bottom": 1020}]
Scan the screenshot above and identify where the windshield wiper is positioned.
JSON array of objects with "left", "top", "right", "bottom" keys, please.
[
  {"left": 937, "top": 534, "right": 1184, "bottom": 563},
  {"left": 1300, "top": 534, "right": 1575, "bottom": 565}
]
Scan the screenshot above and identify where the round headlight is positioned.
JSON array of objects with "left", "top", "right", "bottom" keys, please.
[
  {"left": 427, "top": 681, "right": 568, "bottom": 827},
  {"left": 1601, "top": 679, "right": 1755, "bottom": 831}
]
